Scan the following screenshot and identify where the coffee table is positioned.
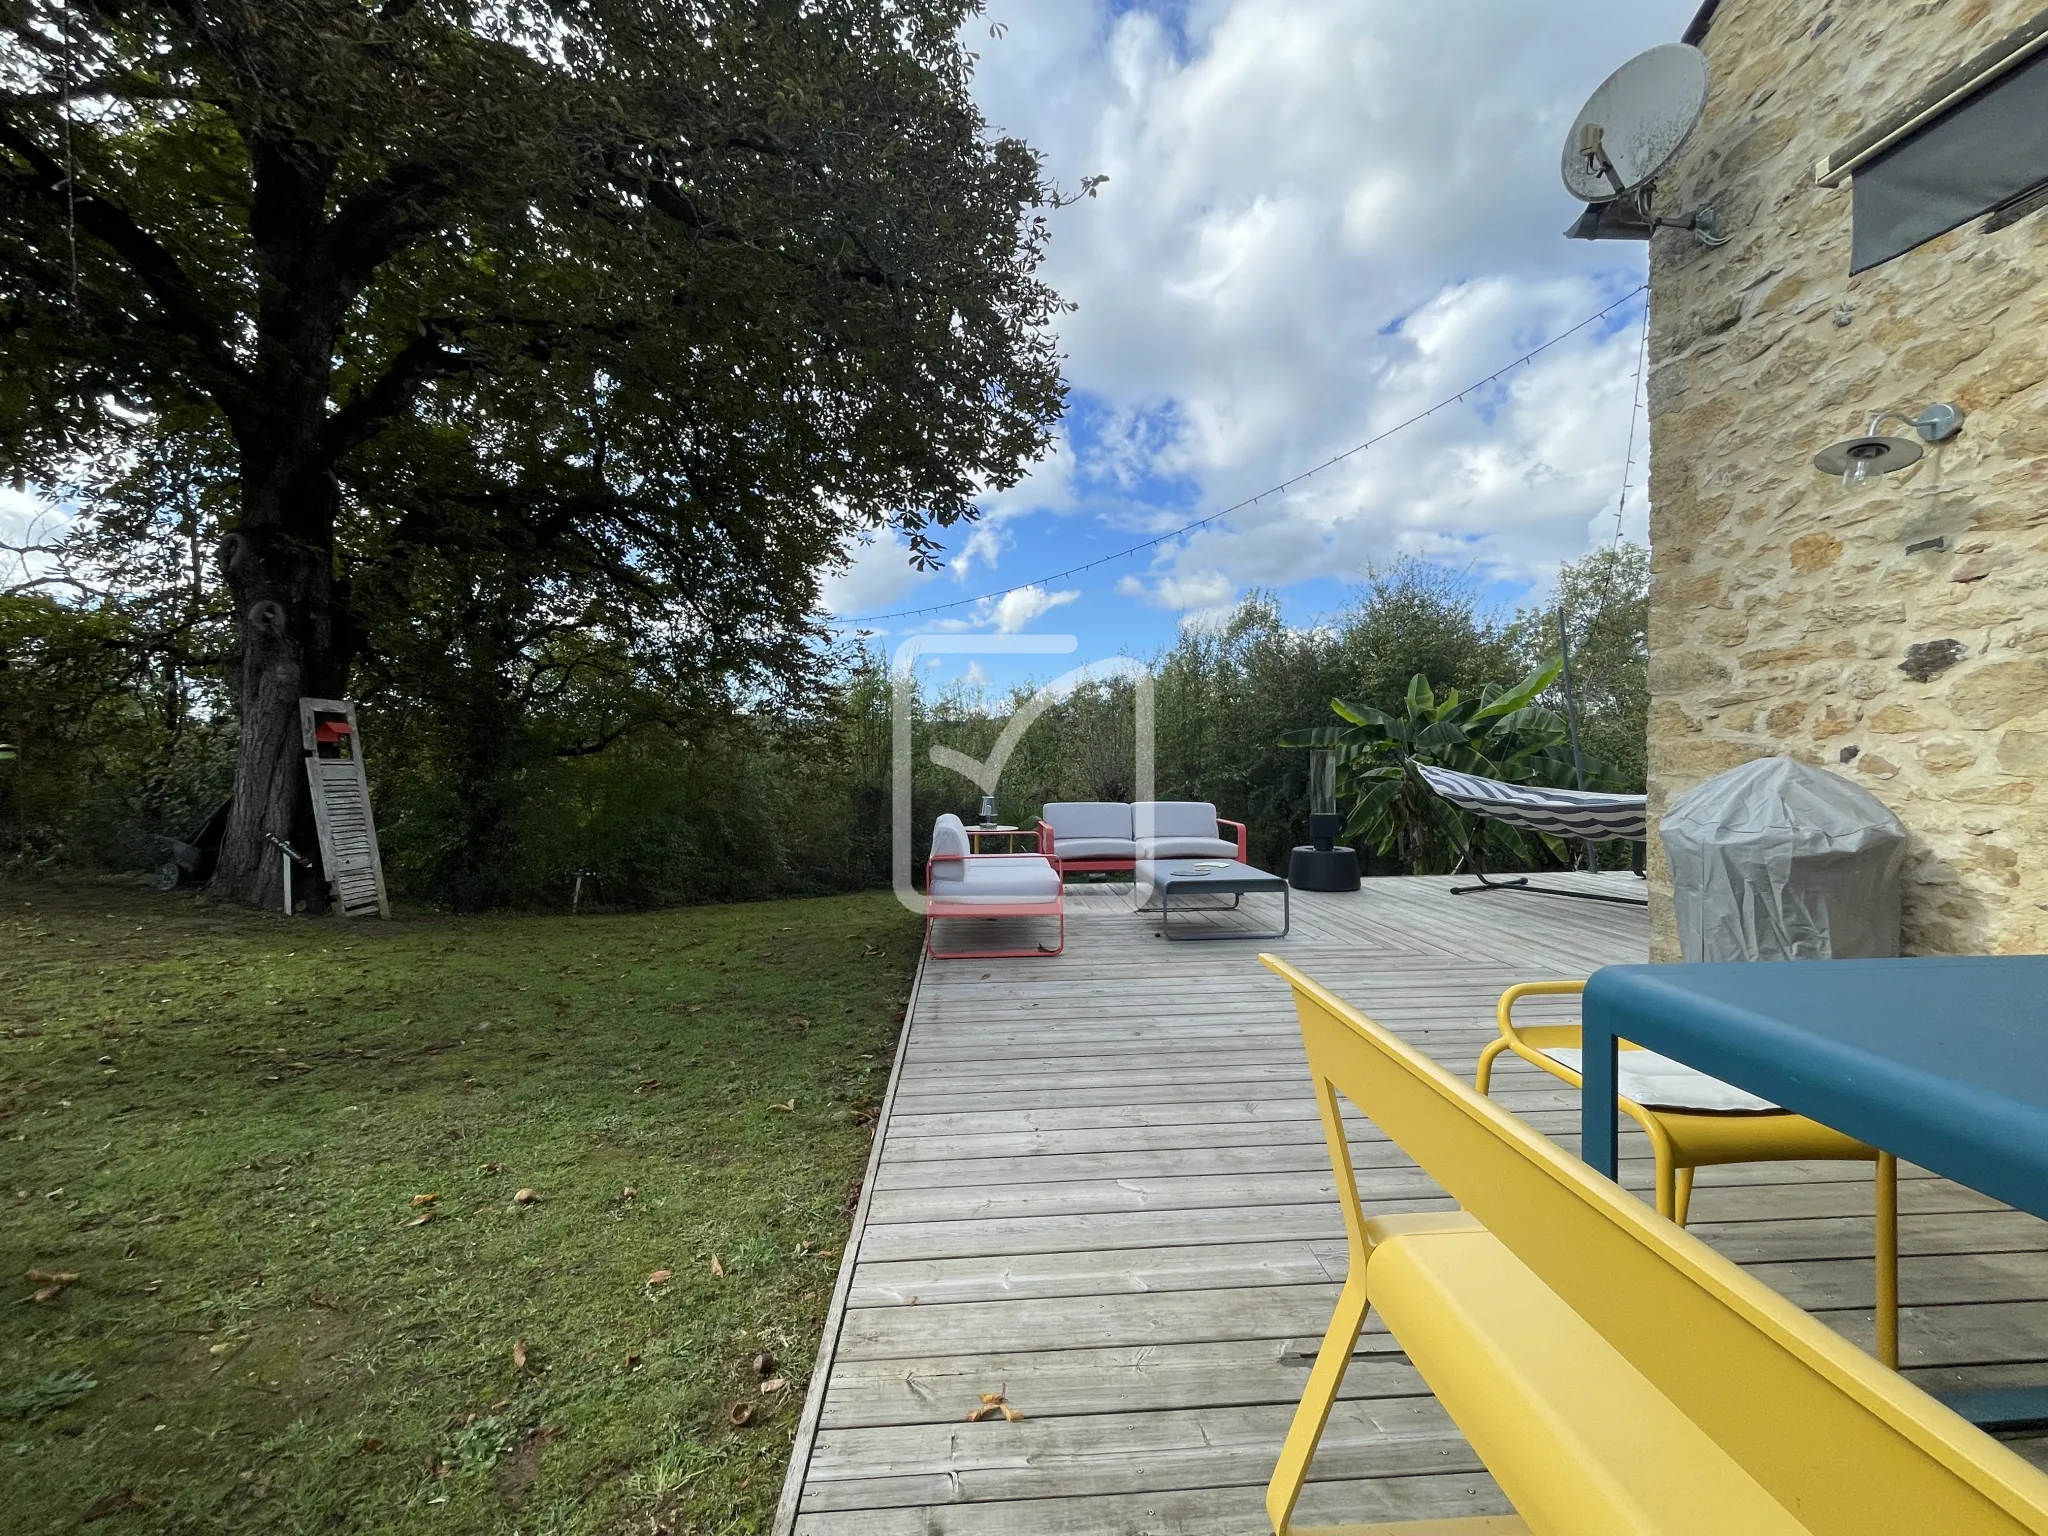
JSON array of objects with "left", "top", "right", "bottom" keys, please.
[{"left": 1137, "top": 859, "right": 1289, "bottom": 941}]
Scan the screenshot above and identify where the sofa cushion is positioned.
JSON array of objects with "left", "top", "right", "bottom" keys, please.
[
  {"left": 934, "top": 856, "right": 1063, "bottom": 904},
  {"left": 1049, "top": 836, "right": 1139, "bottom": 860},
  {"left": 1044, "top": 802, "right": 1134, "bottom": 840},
  {"left": 930, "top": 813, "right": 971, "bottom": 881},
  {"left": 1137, "top": 835, "right": 1240, "bottom": 860},
  {"left": 1134, "top": 801, "right": 1220, "bottom": 840}
]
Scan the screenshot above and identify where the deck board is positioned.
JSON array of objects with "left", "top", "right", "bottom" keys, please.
[{"left": 776, "top": 872, "right": 2048, "bottom": 1533}]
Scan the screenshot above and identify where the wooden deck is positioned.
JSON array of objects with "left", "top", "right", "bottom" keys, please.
[{"left": 776, "top": 873, "right": 2048, "bottom": 1533}]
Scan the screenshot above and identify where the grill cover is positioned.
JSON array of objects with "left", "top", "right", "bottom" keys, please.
[{"left": 1660, "top": 756, "right": 1907, "bottom": 961}]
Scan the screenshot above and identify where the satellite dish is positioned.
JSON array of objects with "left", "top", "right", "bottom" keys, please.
[
  {"left": 1560, "top": 43, "right": 1724, "bottom": 246},
  {"left": 1563, "top": 43, "right": 1708, "bottom": 201}
]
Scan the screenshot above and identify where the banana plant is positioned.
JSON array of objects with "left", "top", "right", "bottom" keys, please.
[{"left": 1279, "top": 658, "right": 1601, "bottom": 875}]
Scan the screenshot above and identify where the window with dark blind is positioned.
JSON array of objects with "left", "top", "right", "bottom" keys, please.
[
  {"left": 1810, "top": 9, "right": 2048, "bottom": 273},
  {"left": 1851, "top": 44, "right": 2048, "bottom": 272}
]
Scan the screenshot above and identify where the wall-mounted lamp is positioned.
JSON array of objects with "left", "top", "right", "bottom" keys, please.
[{"left": 1813, "top": 404, "right": 1965, "bottom": 495}]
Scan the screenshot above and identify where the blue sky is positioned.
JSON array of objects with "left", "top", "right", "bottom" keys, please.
[{"left": 821, "top": 0, "right": 1699, "bottom": 695}]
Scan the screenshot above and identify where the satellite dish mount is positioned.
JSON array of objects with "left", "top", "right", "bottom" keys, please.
[{"left": 1563, "top": 44, "right": 1727, "bottom": 247}]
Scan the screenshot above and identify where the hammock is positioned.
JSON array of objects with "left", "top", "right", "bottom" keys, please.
[
  {"left": 1414, "top": 765, "right": 1648, "bottom": 841},
  {"left": 1413, "top": 763, "right": 1648, "bottom": 906}
]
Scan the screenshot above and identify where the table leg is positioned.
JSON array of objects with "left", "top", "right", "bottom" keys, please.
[{"left": 1581, "top": 1015, "right": 1620, "bottom": 1180}]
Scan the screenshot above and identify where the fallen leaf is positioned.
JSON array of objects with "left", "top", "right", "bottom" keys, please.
[
  {"left": 687, "top": 1003, "right": 704, "bottom": 1014},
  {"left": 966, "top": 1404, "right": 1003, "bottom": 1422},
  {"left": 513, "top": 1339, "right": 528, "bottom": 1371},
  {"left": 513, "top": 1188, "right": 537, "bottom": 1205},
  {"left": 410, "top": 1193, "right": 438, "bottom": 1208},
  {"left": 770, "top": 1100, "right": 795, "bottom": 1112},
  {"left": 408, "top": 1211, "right": 434, "bottom": 1227},
  {"left": 208, "top": 1339, "right": 240, "bottom": 1356},
  {"left": 646, "top": 1268, "right": 672, "bottom": 1286},
  {"left": 624, "top": 1351, "right": 642, "bottom": 1369},
  {"left": 359, "top": 1437, "right": 387, "bottom": 1454},
  {"left": 622, "top": 1186, "right": 637, "bottom": 1200},
  {"left": 26, "top": 1268, "right": 79, "bottom": 1284},
  {"left": 1000, "top": 1404, "right": 1024, "bottom": 1422},
  {"left": 980, "top": 1393, "right": 1006, "bottom": 1405},
  {"left": 752, "top": 1351, "right": 776, "bottom": 1376},
  {"left": 479, "top": 1161, "right": 504, "bottom": 1174},
  {"left": 634, "top": 1078, "right": 661, "bottom": 1094},
  {"left": 31, "top": 1284, "right": 64, "bottom": 1303},
  {"left": 709, "top": 1255, "right": 724, "bottom": 1278},
  {"left": 727, "top": 1401, "right": 754, "bottom": 1427},
  {"left": 759, "top": 1377, "right": 787, "bottom": 1394}
]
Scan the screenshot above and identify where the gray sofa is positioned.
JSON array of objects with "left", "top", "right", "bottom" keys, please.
[{"left": 1037, "top": 801, "right": 1247, "bottom": 873}]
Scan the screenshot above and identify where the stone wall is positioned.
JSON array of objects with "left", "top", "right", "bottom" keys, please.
[{"left": 1645, "top": 0, "right": 2048, "bottom": 958}]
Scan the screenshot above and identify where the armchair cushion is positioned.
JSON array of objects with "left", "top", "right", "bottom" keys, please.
[
  {"left": 929, "top": 814, "right": 971, "bottom": 881},
  {"left": 938, "top": 856, "right": 1063, "bottom": 904}
]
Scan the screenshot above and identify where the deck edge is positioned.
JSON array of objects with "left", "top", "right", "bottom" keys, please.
[{"left": 771, "top": 929, "right": 930, "bottom": 1535}]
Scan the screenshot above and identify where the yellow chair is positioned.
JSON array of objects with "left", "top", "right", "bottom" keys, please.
[
  {"left": 1260, "top": 954, "right": 2048, "bottom": 1536},
  {"left": 1476, "top": 979, "right": 1899, "bottom": 1369}
]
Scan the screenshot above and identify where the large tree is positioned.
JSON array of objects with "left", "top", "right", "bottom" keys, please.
[{"left": 0, "top": 0, "right": 1068, "bottom": 907}]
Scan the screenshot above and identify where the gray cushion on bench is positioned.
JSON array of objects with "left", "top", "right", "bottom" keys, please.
[
  {"left": 1134, "top": 801, "right": 1220, "bottom": 838},
  {"left": 1133, "top": 801, "right": 1234, "bottom": 860},
  {"left": 1049, "top": 836, "right": 1140, "bottom": 859},
  {"left": 1139, "top": 835, "right": 1240, "bottom": 859},
  {"left": 1044, "top": 802, "right": 1134, "bottom": 840},
  {"left": 939, "top": 857, "right": 1063, "bottom": 903}
]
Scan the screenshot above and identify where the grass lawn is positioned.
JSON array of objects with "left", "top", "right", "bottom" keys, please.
[{"left": 0, "top": 880, "right": 919, "bottom": 1534}]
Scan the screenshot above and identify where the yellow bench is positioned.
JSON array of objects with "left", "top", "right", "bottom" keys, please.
[{"left": 1260, "top": 954, "right": 2048, "bottom": 1536}]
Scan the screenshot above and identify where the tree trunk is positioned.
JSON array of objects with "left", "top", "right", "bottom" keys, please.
[{"left": 208, "top": 464, "right": 352, "bottom": 911}]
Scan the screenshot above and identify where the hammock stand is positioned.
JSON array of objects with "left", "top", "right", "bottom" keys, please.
[{"left": 1416, "top": 763, "right": 1650, "bottom": 908}]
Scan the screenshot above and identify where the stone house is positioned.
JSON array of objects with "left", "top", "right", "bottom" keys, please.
[{"left": 1642, "top": 0, "right": 2048, "bottom": 958}]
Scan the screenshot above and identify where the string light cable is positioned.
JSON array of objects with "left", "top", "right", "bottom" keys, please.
[
  {"left": 1612, "top": 299, "right": 1650, "bottom": 546},
  {"left": 844, "top": 282, "right": 1649, "bottom": 625}
]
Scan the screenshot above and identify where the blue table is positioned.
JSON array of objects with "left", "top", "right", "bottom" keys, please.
[{"left": 1582, "top": 956, "right": 2048, "bottom": 1428}]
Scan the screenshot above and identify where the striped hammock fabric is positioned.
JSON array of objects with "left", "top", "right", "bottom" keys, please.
[{"left": 1415, "top": 764, "right": 1648, "bottom": 842}]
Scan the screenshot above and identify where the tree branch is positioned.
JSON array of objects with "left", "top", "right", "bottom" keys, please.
[
  {"left": 320, "top": 322, "right": 473, "bottom": 459},
  {"left": 0, "top": 111, "right": 253, "bottom": 418}
]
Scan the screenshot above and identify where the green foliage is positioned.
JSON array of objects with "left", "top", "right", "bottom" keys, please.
[
  {"left": 1507, "top": 542, "right": 1650, "bottom": 792},
  {"left": 2, "top": 550, "right": 1648, "bottom": 900},
  {"left": 1, "top": 0, "right": 1074, "bottom": 907},
  {"left": 0, "top": 880, "right": 919, "bottom": 1534},
  {"left": 1280, "top": 660, "right": 1590, "bottom": 875},
  {"left": 0, "top": 594, "right": 233, "bottom": 872}
]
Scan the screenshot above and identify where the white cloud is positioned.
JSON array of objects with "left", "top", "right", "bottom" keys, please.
[
  {"left": 960, "top": 0, "right": 1684, "bottom": 610},
  {"left": 818, "top": 528, "right": 933, "bottom": 618},
  {"left": 1117, "top": 568, "right": 1233, "bottom": 610},
  {"left": 986, "top": 584, "right": 1081, "bottom": 633}
]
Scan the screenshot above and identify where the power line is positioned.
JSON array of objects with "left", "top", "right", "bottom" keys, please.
[{"left": 841, "top": 283, "right": 1649, "bottom": 626}]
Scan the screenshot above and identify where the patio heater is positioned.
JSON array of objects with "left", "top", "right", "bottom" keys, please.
[
  {"left": 1289, "top": 749, "right": 1361, "bottom": 892},
  {"left": 1308, "top": 750, "right": 1342, "bottom": 852}
]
